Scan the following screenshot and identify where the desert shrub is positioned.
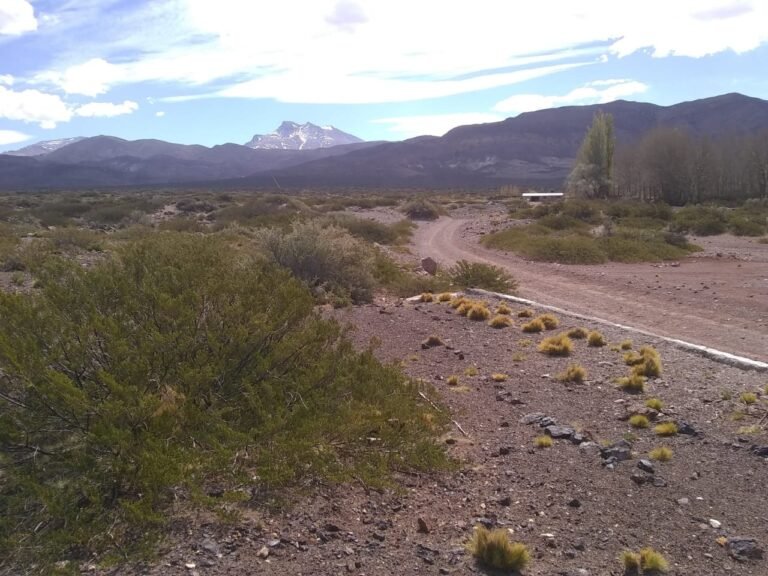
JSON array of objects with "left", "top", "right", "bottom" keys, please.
[
  {"left": 740, "top": 392, "right": 758, "bottom": 405},
  {"left": 567, "top": 327, "right": 589, "bottom": 339},
  {"left": 437, "top": 292, "right": 453, "bottom": 302},
  {"left": 447, "top": 375, "right": 460, "bottom": 386},
  {"left": 621, "top": 550, "right": 642, "bottom": 572},
  {"left": 0, "top": 234, "right": 448, "bottom": 571},
  {"left": 517, "top": 308, "right": 533, "bottom": 318},
  {"left": 640, "top": 547, "right": 669, "bottom": 572},
  {"left": 728, "top": 214, "right": 767, "bottom": 236},
  {"left": 558, "top": 363, "right": 587, "bottom": 383},
  {"left": 158, "top": 217, "right": 207, "bottom": 233},
  {"left": 645, "top": 398, "right": 664, "bottom": 411},
  {"left": 587, "top": 330, "right": 607, "bottom": 347},
  {"left": 456, "top": 300, "right": 473, "bottom": 316},
  {"left": 467, "top": 304, "right": 491, "bottom": 321},
  {"left": 483, "top": 227, "right": 608, "bottom": 264},
  {"left": 537, "top": 313, "right": 559, "bottom": 329},
  {"left": 371, "top": 252, "right": 450, "bottom": 297},
  {"left": 649, "top": 446, "right": 673, "bottom": 462},
  {"left": 629, "top": 414, "right": 649, "bottom": 429},
  {"left": 258, "top": 220, "right": 375, "bottom": 305},
  {"left": 401, "top": 198, "right": 441, "bottom": 220},
  {"left": 522, "top": 318, "right": 545, "bottom": 333},
  {"left": 620, "top": 339, "right": 633, "bottom": 350},
  {"left": 488, "top": 314, "right": 512, "bottom": 328},
  {"left": 654, "top": 422, "right": 678, "bottom": 437},
  {"left": 672, "top": 205, "right": 727, "bottom": 235},
  {"left": 496, "top": 302, "right": 512, "bottom": 315},
  {"left": 537, "top": 333, "right": 573, "bottom": 356},
  {"left": 467, "top": 526, "right": 530, "bottom": 571},
  {"left": 534, "top": 435, "right": 553, "bottom": 448},
  {"left": 617, "top": 374, "right": 646, "bottom": 394},
  {"left": 450, "top": 296, "right": 468, "bottom": 309},
  {"left": 631, "top": 346, "right": 662, "bottom": 377},
  {"left": 447, "top": 260, "right": 518, "bottom": 293},
  {"left": 464, "top": 365, "right": 479, "bottom": 377},
  {"left": 45, "top": 227, "right": 105, "bottom": 252},
  {"left": 328, "top": 214, "right": 399, "bottom": 244},
  {"left": 420, "top": 292, "right": 434, "bottom": 303},
  {"left": 491, "top": 373, "right": 508, "bottom": 382}
]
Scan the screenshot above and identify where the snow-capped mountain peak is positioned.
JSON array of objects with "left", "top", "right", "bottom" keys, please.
[
  {"left": 4, "top": 136, "right": 87, "bottom": 157},
  {"left": 245, "top": 121, "right": 363, "bottom": 150}
]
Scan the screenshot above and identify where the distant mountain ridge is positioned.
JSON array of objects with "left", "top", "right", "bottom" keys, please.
[
  {"left": 1, "top": 93, "right": 767, "bottom": 190},
  {"left": 245, "top": 121, "right": 363, "bottom": 150},
  {"left": 5, "top": 137, "right": 87, "bottom": 157}
]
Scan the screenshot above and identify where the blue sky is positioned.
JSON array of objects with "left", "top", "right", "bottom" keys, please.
[{"left": 1, "top": 0, "right": 767, "bottom": 151}]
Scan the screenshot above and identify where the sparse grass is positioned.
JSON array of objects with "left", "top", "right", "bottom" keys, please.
[
  {"left": 537, "top": 313, "right": 559, "bottom": 329},
  {"left": 731, "top": 410, "right": 746, "bottom": 421},
  {"left": 587, "top": 330, "right": 607, "bottom": 347},
  {"left": 649, "top": 446, "right": 673, "bottom": 462},
  {"left": 491, "top": 373, "right": 508, "bottom": 382},
  {"left": 419, "top": 292, "right": 434, "bottom": 303},
  {"left": 468, "top": 304, "right": 491, "bottom": 321},
  {"left": 450, "top": 296, "right": 467, "bottom": 309},
  {"left": 518, "top": 339, "right": 532, "bottom": 347},
  {"left": 630, "top": 346, "right": 662, "bottom": 378},
  {"left": 629, "top": 414, "right": 650, "bottom": 429},
  {"left": 741, "top": 392, "right": 758, "bottom": 405},
  {"left": 488, "top": 314, "right": 512, "bottom": 328},
  {"left": 467, "top": 526, "right": 530, "bottom": 572},
  {"left": 517, "top": 309, "right": 533, "bottom": 318},
  {"left": 640, "top": 547, "right": 669, "bottom": 572},
  {"left": 447, "top": 375, "right": 460, "bottom": 386},
  {"left": 534, "top": 435, "right": 554, "bottom": 448},
  {"left": 620, "top": 340, "right": 633, "bottom": 350},
  {"left": 645, "top": 398, "right": 664, "bottom": 411},
  {"left": 512, "top": 353, "right": 526, "bottom": 362},
  {"left": 617, "top": 374, "right": 646, "bottom": 394},
  {"left": 558, "top": 364, "right": 587, "bottom": 384},
  {"left": 437, "top": 292, "right": 453, "bottom": 302},
  {"left": 567, "top": 327, "right": 589, "bottom": 339},
  {"left": 522, "top": 319, "right": 545, "bottom": 333},
  {"left": 456, "top": 301, "right": 473, "bottom": 316},
  {"left": 621, "top": 550, "right": 642, "bottom": 572},
  {"left": 496, "top": 302, "right": 512, "bottom": 315},
  {"left": 654, "top": 422, "right": 678, "bottom": 437},
  {"left": 464, "top": 365, "right": 479, "bottom": 377},
  {"left": 720, "top": 390, "right": 733, "bottom": 401},
  {"left": 537, "top": 333, "right": 574, "bottom": 357},
  {"left": 737, "top": 425, "right": 761, "bottom": 435}
]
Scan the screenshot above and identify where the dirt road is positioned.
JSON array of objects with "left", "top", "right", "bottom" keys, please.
[{"left": 413, "top": 216, "right": 768, "bottom": 362}]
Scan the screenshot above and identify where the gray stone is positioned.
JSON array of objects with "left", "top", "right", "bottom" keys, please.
[
  {"left": 600, "top": 440, "right": 632, "bottom": 462},
  {"left": 637, "top": 459, "right": 655, "bottom": 474},
  {"left": 630, "top": 472, "right": 648, "bottom": 485},
  {"left": 678, "top": 421, "right": 698, "bottom": 435},
  {"left": 751, "top": 445, "right": 768, "bottom": 457},
  {"left": 200, "top": 538, "right": 220, "bottom": 556},
  {"left": 539, "top": 416, "right": 558, "bottom": 427},
  {"left": 727, "top": 537, "right": 763, "bottom": 561},
  {"left": 520, "top": 412, "right": 546, "bottom": 425},
  {"left": 545, "top": 425, "right": 575, "bottom": 439},
  {"left": 420, "top": 257, "right": 438, "bottom": 275}
]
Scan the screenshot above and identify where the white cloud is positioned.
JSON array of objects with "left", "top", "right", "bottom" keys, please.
[
  {"left": 373, "top": 113, "right": 504, "bottom": 138},
  {"left": 21, "top": 0, "right": 768, "bottom": 105},
  {"left": 0, "top": 74, "right": 13, "bottom": 86},
  {"left": 0, "top": 0, "right": 36, "bottom": 36},
  {"left": 75, "top": 100, "right": 139, "bottom": 117},
  {"left": 0, "top": 85, "right": 72, "bottom": 128},
  {"left": 155, "top": 110, "right": 165, "bottom": 117},
  {"left": 0, "top": 129, "right": 31, "bottom": 145},
  {"left": 494, "top": 80, "right": 649, "bottom": 115}
]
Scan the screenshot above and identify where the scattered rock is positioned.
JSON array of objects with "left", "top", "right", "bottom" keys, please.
[
  {"left": 708, "top": 519, "right": 722, "bottom": 529},
  {"left": 600, "top": 440, "right": 632, "bottom": 463},
  {"left": 677, "top": 497, "right": 690, "bottom": 505},
  {"left": 520, "top": 412, "right": 547, "bottom": 425},
  {"left": 545, "top": 425, "right": 575, "bottom": 439},
  {"left": 751, "top": 445, "right": 768, "bottom": 457},
  {"left": 417, "top": 517, "right": 430, "bottom": 533},
  {"left": 256, "top": 547, "right": 269, "bottom": 559},
  {"left": 677, "top": 421, "right": 698, "bottom": 436},
  {"left": 637, "top": 459, "right": 655, "bottom": 474},
  {"left": 568, "top": 498, "right": 581, "bottom": 508},
  {"left": 727, "top": 537, "right": 764, "bottom": 561},
  {"left": 420, "top": 257, "right": 438, "bottom": 275}
]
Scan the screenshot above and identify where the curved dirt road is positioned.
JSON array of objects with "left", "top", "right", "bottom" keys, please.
[{"left": 414, "top": 217, "right": 768, "bottom": 362}]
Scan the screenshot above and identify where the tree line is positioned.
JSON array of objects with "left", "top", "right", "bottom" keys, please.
[{"left": 568, "top": 112, "right": 768, "bottom": 205}]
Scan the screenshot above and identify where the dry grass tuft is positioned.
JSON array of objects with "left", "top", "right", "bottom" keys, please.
[
  {"left": 587, "top": 330, "right": 607, "bottom": 347},
  {"left": 534, "top": 435, "right": 553, "bottom": 448},
  {"left": 488, "top": 314, "right": 513, "bottom": 328},
  {"left": 496, "top": 302, "right": 513, "bottom": 315},
  {"left": 740, "top": 392, "right": 758, "bottom": 405},
  {"left": 468, "top": 304, "right": 491, "bottom": 321},
  {"left": 629, "top": 414, "right": 650, "bottom": 429},
  {"left": 446, "top": 375, "right": 460, "bottom": 386},
  {"left": 645, "top": 398, "right": 664, "bottom": 411},
  {"left": 639, "top": 547, "right": 669, "bottom": 572},
  {"left": 491, "top": 373, "right": 508, "bottom": 382},
  {"left": 437, "top": 292, "right": 453, "bottom": 302},
  {"left": 558, "top": 363, "right": 587, "bottom": 384},
  {"left": 654, "top": 422, "right": 678, "bottom": 437},
  {"left": 567, "top": 327, "right": 589, "bottom": 339},
  {"left": 620, "top": 339, "right": 633, "bottom": 350},
  {"left": 649, "top": 446, "right": 673, "bottom": 462},
  {"left": 464, "top": 365, "right": 479, "bottom": 377},
  {"left": 422, "top": 335, "right": 443, "bottom": 348},
  {"left": 466, "top": 526, "right": 530, "bottom": 571},
  {"left": 450, "top": 296, "right": 468, "bottom": 309},
  {"left": 537, "top": 333, "right": 574, "bottom": 357},
  {"left": 419, "top": 292, "right": 434, "bottom": 303},
  {"left": 617, "top": 374, "right": 646, "bottom": 394},
  {"left": 521, "top": 319, "right": 545, "bottom": 333},
  {"left": 538, "top": 313, "right": 559, "bottom": 329},
  {"left": 517, "top": 309, "right": 533, "bottom": 318},
  {"left": 630, "top": 346, "right": 662, "bottom": 378},
  {"left": 620, "top": 550, "right": 641, "bottom": 572}
]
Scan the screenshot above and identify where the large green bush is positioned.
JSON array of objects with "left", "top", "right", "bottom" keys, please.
[
  {"left": 447, "top": 260, "right": 518, "bottom": 293},
  {"left": 0, "top": 234, "right": 447, "bottom": 571}
]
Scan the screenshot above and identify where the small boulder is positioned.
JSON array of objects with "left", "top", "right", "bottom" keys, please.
[
  {"left": 420, "top": 257, "right": 438, "bottom": 276},
  {"left": 727, "top": 537, "right": 764, "bottom": 561}
]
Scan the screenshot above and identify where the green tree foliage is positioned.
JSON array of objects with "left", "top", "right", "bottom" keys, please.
[
  {"left": 0, "top": 234, "right": 447, "bottom": 570},
  {"left": 568, "top": 111, "right": 615, "bottom": 199}
]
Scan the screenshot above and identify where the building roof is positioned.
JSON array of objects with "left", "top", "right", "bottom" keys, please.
[{"left": 522, "top": 192, "right": 564, "bottom": 197}]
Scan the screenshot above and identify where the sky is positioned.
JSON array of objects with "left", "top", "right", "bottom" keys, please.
[{"left": 1, "top": 0, "right": 768, "bottom": 152}]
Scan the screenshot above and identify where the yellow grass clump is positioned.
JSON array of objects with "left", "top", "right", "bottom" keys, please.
[
  {"left": 645, "top": 398, "right": 664, "bottom": 411},
  {"left": 567, "top": 327, "right": 589, "bottom": 339},
  {"left": 649, "top": 446, "right": 673, "bottom": 462},
  {"left": 517, "top": 308, "right": 533, "bottom": 318},
  {"left": 467, "top": 526, "right": 530, "bottom": 571},
  {"left": 538, "top": 333, "right": 574, "bottom": 357},
  {"left": 468, "top": 304, "right": 491, "bottom": 321},
  {"left": 534, "top": 435, "right": 553, "bottom": 448},
  {"left": 629, "top": 414, "right": 650, "bottom": 429},
  {"left": 488, "top": 314, "right": 513, "bottom": 328},
  {"left": 537, "top": 313, "right": 559, "bottom": 329},
  {"left": 654, "top": 422, "right": 678, "bottom": 437},
  {"left": 437, "top": 292, "right": 453, "bottom": 302},
  {"left": 521, "top": 319, "right": 545, "bottom": 333},
  {"left": 491, "top": 373, "right": 508, "bottom": 382},
  {"left": 558, "top": 363, "right": 587, "bottom": 384},
  {"left": 587, "top": 330, "right": 607, "bottom": 347},
  {"left": 496, "top": 302, "right": 513, "bottom": 315},
  {"left": 419, "top": 292, "right": 434, "bottom": 303}
]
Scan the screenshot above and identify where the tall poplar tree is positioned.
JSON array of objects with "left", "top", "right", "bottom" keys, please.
[{"left": 567, "top": 111, "right": 615, "bottom": 199}]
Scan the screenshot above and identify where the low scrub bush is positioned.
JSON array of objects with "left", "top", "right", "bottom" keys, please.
[
  {"left": 558, "top": 363, "right": 587, "bottom": 383},
  {"left": 522, "top": 318, "right": 545, "bottom": 333},
  {"left": 437, "top": 292, "right": 453, "bottom": 302},
  {"left": 447, "top": 260, "right": 518, "bottom": 293},
  {"left": 258, "top": 220, "right": 375, "bottom": 305},
  {"left": 402, "top": 198, "right": 441, "bottom": 221},
  {"left": 0, "top": 234, "right": 449, "bottom": 570},
  {"left": 420, "top": 292, "right": 434, "bottom": 302},
  {"left": 467, "top": 526, "right": 530, "bottom": 571},
  {"left": 620, "top": 339, "right": 633, "bottom": 350},
  {"left": 447, "top": 375, "right": 460, "bottom": 386},
  {"left": 538, "top": 333, "right": 574, "bottom": 356},
  {"left": 640, "top": 547, "right": 669, "bottom": 572},
  {"left": 488, "top": 314, "right": 512, "bottom": 328},
  {"left": 587, "top": 331, "right": 607, "bottom": 347},
  {"left": 468, "top": 304, "right": 491, "bottom": 321},
  {"left": 672, "top": 205, "right": 727, "bottom": 236}
]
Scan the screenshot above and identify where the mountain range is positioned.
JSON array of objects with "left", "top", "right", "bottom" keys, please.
[
  {"left": 244, "top": 121, "right": 363, "bottom": 150},
  {"left": 2, "top": 93, "right": 768, "bottom": 190}
]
